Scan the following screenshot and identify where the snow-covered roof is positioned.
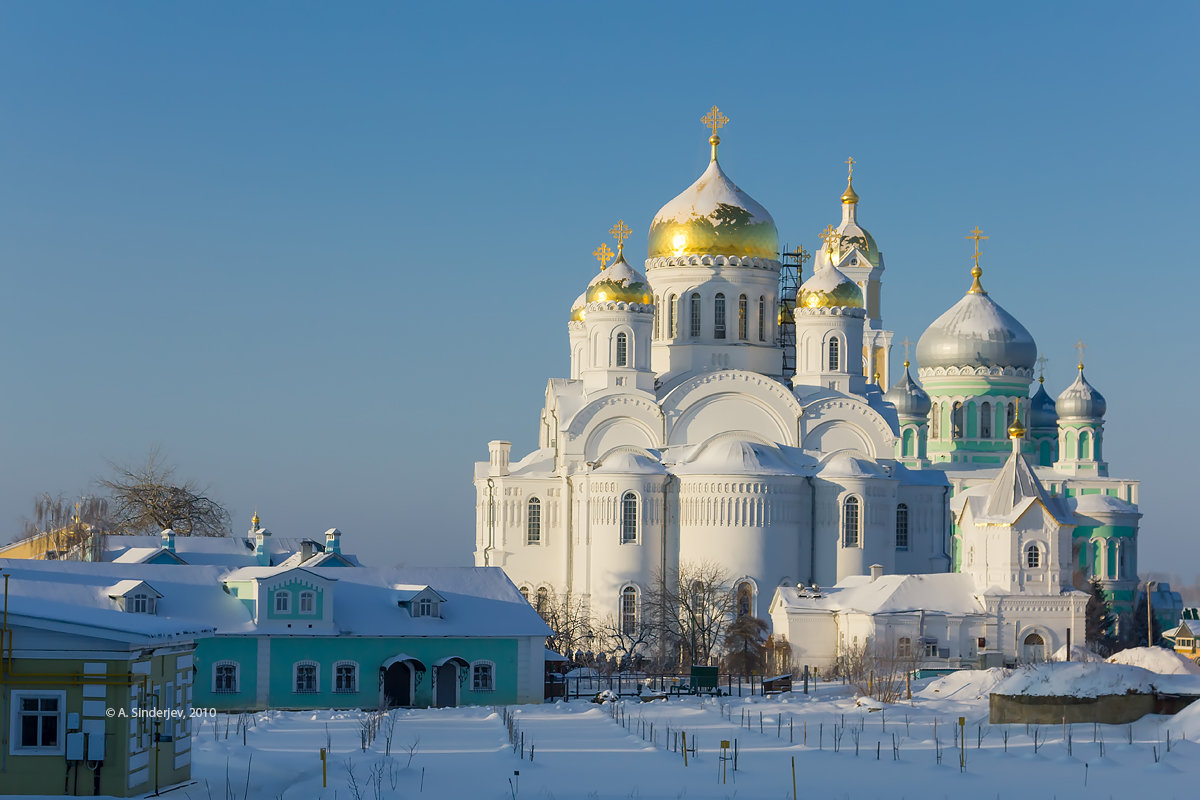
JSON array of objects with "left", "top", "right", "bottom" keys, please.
[
  {"left": 1069, "top": 493, "right": 1139, "bottom": 516},
  {"left": 592, "top": 448, "right": 668, "bottom": 475},
  {"left": 960, "top": 449, "right": 1072, "bottom": 526},
  {"left": 106, "top": 579, "right": 162, "bottom": 598},
  {"left": 675, "top": 438, "right": 800, "bottom": 476},
  {"left": 916, "top": 280, "right": 1037, "bottom": 372},
  {"left": 818, "top": 451, "right": 890, "bottom": 479},
  {"left": 101, "top": 534, "right": 333, "bottom": 567},
  {"left": 0, "top": 559, "right": 550, "bottom": 639},
  {"left": 3, "top": 593, "right": 214, "bottom": 644},
  {"left": 773, "top": 573, "right": 983, "bottom": 616},
  {"left": 994, "top": 661, "right": 1200, "bottom": 697},
  {"left": 508, "top": 447, "right": 558, "bottom": 477}
]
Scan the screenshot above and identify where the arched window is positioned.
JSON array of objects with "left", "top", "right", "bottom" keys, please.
[
  {"left": 828, "top": 337, "right": 841, "bottom": 371},
  {"left": 1025, "top": 544, "right": 1041, "bottom": 569},
  {"left": 519, "top": 586, "right": 530, "bottom": 603},
  {"left": 615, "top": 332, "right": 628, "bottom": 367},
  {"left": 951, "top": 402, "right": 964, "bottom": 440},
  {"left": 738, "top": 295, "right": 748, "bottom": 339},
  {"left": 653, "top": 297, "right": 660, "bottom": 339},
  {"left": 526, "top": 497, "right": 541, "bottom": 545},
  {"left": 620, "top": 492, "right": 638, "bottom": 544},
  {"left": 689, "top": 293, "right": 701, "bottom": 337},
  {"left": 274, "top": 590, "right": 290, "bottom": 614},
  {"left": 334, "top": 661, "right": 358, "bottom": 693},
  {"left": 1022, "top": 632, "right": 1046, "bottom": 662},
  {"left": 980, "top": 402, "right": 992, "bottom": 438},
  {"left": 930, "top": 403, "right": 940, "bottom": 439},
  {"left": 758, "top": 296, "right": 766, "bottom": 341},
  {"left": 1079, "top": 430, "right": 1092, "bottom": 459},
  {"left": 536, "top": 587, "right": 549, "bottom": 614},
  {"left": 1006, "top": 402, "right": 1016, "bottom": 428},
  {"left": 842, "top": 496, "right": 861, "bottom": 547},
  {"left": 736, "top": 582, "right": 753, "bottom": 618},
  {"left": 895, "top": 504, "right": 909, "bottom": 550},
  {"left": 667, "top": 294, "right": 677, "bottom": 337},
  {"left": 714, "top": 293, "right": 726, "bottom": 339},
  {"left": 620, "top": 586, "right": 638, "bottom": 635}
]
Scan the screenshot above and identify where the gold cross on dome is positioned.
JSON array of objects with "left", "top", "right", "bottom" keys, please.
[
  {"left": 702, "top": 105, "right": 729, "bottom": 135},
  {"left": 846, "top": 156, "right": 856, "bottom": 178},
  {"left": 609, "top": 220, "right": 632, "bottom": 255},
  {"left": 966, "top": 226, "right": 988, "bottom": 268},
  {"left": 1036, "top": 355, "right": 1050, "bottom": 381},
  {"left": 792, "top": 245, "right": 811, "bottom": 266},
  {"left": 820, "top": 224, "right": 838, "bottom": 254},
  {"left": 900, "top": 336, "right": 913, "bottom": 364},
  {"left": 1074, "top": 339, "right": 1087, "bottom": 370},
  {"left": 593, "top": 242, "right": 613, "bottom": 269}
]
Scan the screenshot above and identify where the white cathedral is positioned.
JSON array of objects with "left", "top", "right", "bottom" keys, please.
[{"left": 474, "top": 110, "right": 1141, "bottom": 667}]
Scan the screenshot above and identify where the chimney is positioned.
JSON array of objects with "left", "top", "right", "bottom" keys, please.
[
  {"left": 488, "top": 441, "right": 512, "bottom": 477},
  {"left": 255, "top": 525, "right": 271, "bottom": 566},
  {"left": 870, "top": 564, "right": 883, "bottom": 582},
  {"left": 161, "top": 528, "right": 176, "bottom": 553},
  {"left": 300, "top": 540, "right": 315, "bottom": 562},
  {"left": 325, "top": 528, "right": 341, "bottom": 555}
]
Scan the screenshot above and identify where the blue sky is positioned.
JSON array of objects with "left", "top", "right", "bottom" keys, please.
[{"left": 1, "top": 1, "right": 1196, "bottom": 577}]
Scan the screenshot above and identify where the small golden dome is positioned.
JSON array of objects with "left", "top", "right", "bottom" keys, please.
[
  {"left": 1008, "top": 398, "right": 1027, "bottom": 439},
  {"left": 841, "top": 176, "right": 859, "bottom": 205},
  {"left": 797, "top": 266, "right": 864, "bottom": 310},
  {"left": 585, "top": 254, "right": 653, "bottom": 306},
  {"left": 570, "top": 292, "right": 586, "bottom": 322}
]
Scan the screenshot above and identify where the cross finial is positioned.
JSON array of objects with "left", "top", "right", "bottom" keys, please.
[
  {"left": 846, "top": 156, "right": 855, "bottom": 178},
  {"left": 900, "top": 336, "right": 913, "bottom": 367},
  {"left": 1073, "top": 339, "right": 1087, "bottom": 371},
  {"left": 966, "top": 227, "right": 988, "bottom": 268},
  {"left": 609, "top": 220, "right": 632, "bottom": 257},
  {"left": 792, "top": 245, "right": 811, "bottom": 266},
  {"left": 819, "top": 224, "right": 839, "bottom": 255},
  {"left": 702, "top": 105, "right": 729, "bottom": 135},
  {"left": 966, "top": 226, "right": 988, "bottom": 293},
  {"left": 593, "top": 242, "right": 613, "bottom": 270},
  {"left": 1036, "top": 355, "right": 1049, "bottom": 383}
]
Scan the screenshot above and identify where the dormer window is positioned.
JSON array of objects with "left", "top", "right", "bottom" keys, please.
[
  {"left": 416, "top": 598, "right": 433, "bottom": 617},
  {"left": 128, "top": 593, "right": 155, "bottom": 614},
  {"left": 274, "top": 590, "right": 290, "bottom": 613},
  {"left": 299, "top": 591, "right": 315, "bottom": 614}
]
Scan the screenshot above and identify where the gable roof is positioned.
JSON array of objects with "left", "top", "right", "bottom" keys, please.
[{"left": 960, "top": 449, "right": 1073, "bottom": 526}]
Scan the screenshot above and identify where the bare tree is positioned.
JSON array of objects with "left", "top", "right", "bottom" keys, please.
[
  {"left": 536, "top": 589, "right": 595, "bottom": 659},
  {"left": 648, "top": 561, "right": 735, "bottom": 669},
  {"left": 595, "top": 611, "right": 656, "bottom": 671},
  {"left": 722, "top": 615, "right": 769, "bottom": 676},
  {"left": 15, "top": 493, "right": 113, "bottom": 557},
  {"left": 839, "top": 634, "right": 918, "bottom": 704},
  {"left": 98, "top": 449, "right": 231, "bottom": 537}
]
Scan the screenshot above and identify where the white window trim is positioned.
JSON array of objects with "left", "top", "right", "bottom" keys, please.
[
  {"left": 619, "top": 491, "right": 640, "bottom": 545},
  {"left": 212, "top": 660, "right": 240, "bottom": 694},
  {"left": 619, "top": 584, "right": 639, "bottom": 635},
  {"left": 293, "top": 660, "right": 319, "bottom": 694},
  {"left": 9, "top": 690, "right": 66, "bottom": 755},
  {"left": 274, "top": 590, "right": 291, "bottom": 614},
  {"left": 470, "top": 660, "right": 496, "bottom": 692},
  {"left": 299, "top": 591, "right": 315, "bottom": 614},
  {"left": 333, "top": 660, "right": 359, "bottom": 694}
]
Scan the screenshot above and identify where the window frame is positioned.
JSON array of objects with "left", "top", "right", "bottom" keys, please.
[
  {"left": 10, "top": 690, "right": 66, "bottom": 755},
  {"left": 526, "top": 496, "right": 542, "bottom": 545},
  {"left": 758, "top": 296, "right": 766, "bottom": 341},
  {"left": 128, "top": 592, "right": 154, "bottom": 614},
  {"left": 334, "top": 660, "right": 359, "bottom": 694},
  {"left": 895, "top": 503, "right": 909, "bottom": 551},
  {"left": 274, "top": 590, "right": 290, "bottom": 614},
  {"left": 293, "top": 661, "right": 319, "bottom": 694},
  {"left": 620, "top": 586, "right": 638, "bottom": 635},
  {"left": 213, "top": 661, "right": 240, "bottom": 694},
  {"left": 828, "top": 336, "right": 841, "bottom": 371},
  {"left": 689, "top": 293, "right": 701, "bottom": 338},
  {"left": 737, "top": 294, "right": 748, "bottom": 339},
  {"left": 668, "top": 294, "right": 677, "bottom": 337},
  {"left": 471, "top": 660, "right": 495, "bottom": 692},
  {"left": 842, "top": 496, "right": 861, "bottom": 548},
  {"left": 1025, "top": 544, "right": 1042, "bottom": 569},
  {"left": 299, "top": 590, "right": 315, "bottom": 614},
  {"left": 713, "top": 293, "right": 726, "bottom": 339},
  {"left": 615, "top": 331, "right": 628, "bottom": 367},
  {"left": 980, "top": 401, "right": 992, "bottom": 439},
  {"left": 620, "top": 491, "right": 639, "bottom": 544}
]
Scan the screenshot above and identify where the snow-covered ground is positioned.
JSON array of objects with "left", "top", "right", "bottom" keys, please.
[{"left": 160, "top": 659, "right": 1200, "bottom": 800}]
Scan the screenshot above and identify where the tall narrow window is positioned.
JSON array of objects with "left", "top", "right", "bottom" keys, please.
[
  {"left": 615, "top": 332, "right": 628, "bottom": 367},
  {"left": 621, "top": 586, "right": 637, "bottom": 635},
  {"left": 828, "top": 337, "right": 841, "bottom": 371},
  {"left": 896, "top": 504, "right": 909, "bottom": 550},
  {"left": 299, "top": 591, "right": 315, "bottom": 614},
  {"left": 738, "top": 295, "right": 748, "bottom": 339},
  {"left": 1006, "top": 401, "right": 1016, "bottom": 428},
  {"left": 653, "top": 297, "right": 660, "bottom": 339},
  {"left": 536, "top": 587, "right": 549, "bottom": 614},
  {"left": 952, "top": 402, "right": 964, "bottom": 440},
  {"left": 690, "top": 293, "right": 701, "bottom": 337},
  {"left": 758, "top": 296, "right": 766, "bottom": 341},
  {"left": 620, "top": 492, "right": 638, "bottom": 544},
  {"left": 980, "top": 402, "right": 992, "bottom": 438},
  {"left": 668, "top": 294, "right": 677, "bottom": 337},
  {"left": 842, "top": 496, "right": 861, "bottom": 547},
  {"left": 274, "top": 591, "right": 290, "bottom": 614},
  {"left": 714, "top": 293, "right": 726, "bottom": 339},
  {"left": 526, "top": 497, "right": 541, "bottom": 545},
  {"left": 736, "top": 582, "right": 753, "bottom": 618},
  {"left": 1025, "top": 544, "right": 1041, "bottom": 569},
  {"left": 930, "top": 403, "right": 940, "bottom": 439}
]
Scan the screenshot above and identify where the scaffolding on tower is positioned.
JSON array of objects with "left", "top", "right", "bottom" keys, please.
[{"left": 778, "top": 245, "right": 808, "bottom": 380}]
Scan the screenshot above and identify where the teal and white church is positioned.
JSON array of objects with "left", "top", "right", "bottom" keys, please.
[{"left": 475, "top": 109, "right": 1141, "bottom": 665}]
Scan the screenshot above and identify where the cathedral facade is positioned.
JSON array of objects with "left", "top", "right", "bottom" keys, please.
[{"left": 473, "top": 111, "right": 1139, "bottom": 655}]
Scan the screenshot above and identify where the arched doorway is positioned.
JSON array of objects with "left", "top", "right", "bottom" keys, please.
[
  {"left": 381, "top": 654, "right": 425, "bottom": 708},
  {"left": 1022, "top": 632, "right": 1046, "bottom": 662},
  {"left": 433, "top": 657, "right": 469, "bottom": 708}
]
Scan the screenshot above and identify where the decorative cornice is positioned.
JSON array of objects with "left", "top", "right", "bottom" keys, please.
[
  {"left": 918, "top": 365, "right": 1035, "bottom": 379},
  {"left": 583, "top": 300, "right": 654, "bottom": 315},
  {"left": 795, "top": 306, "right": 866, "bottom": 319},
  {"left": 644, "top": 254, "right": 780, "bottom": 271}
]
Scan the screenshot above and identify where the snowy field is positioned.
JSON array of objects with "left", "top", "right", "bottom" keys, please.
[{"left": 154, "top": 657, "right": 1200, "bottom": 800}]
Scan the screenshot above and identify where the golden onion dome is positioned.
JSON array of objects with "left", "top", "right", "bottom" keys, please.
[
  {"left": 647, "top": 155, "right": 779, "bottom": 260},
  {"left": 570, "top": 291, "right": 587, "bottom": 322},
  {"left": 797, "top": 265, "right": 864, "bottom": 310},
  {"left": 585, "top": 252, "right": 653, "bottom": 306},
  {"left": 841, "top": 175, "right": 859, "bottom": 205}
]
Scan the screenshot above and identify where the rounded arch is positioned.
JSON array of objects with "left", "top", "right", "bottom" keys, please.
[
  {"left": 526, "top": 496, "right": 542, "bottom": 545},
  {"left": 619, "top": 583, "right": 640, "bottom": 635},
  {"left": 901, "top": 427, "right": 916, "bottom": 457},
  {"left": 619, "top": 490, "right": 640, "bottom": 544},
  {"left": 733, "top": 577, "right": 758, "bottom": 618},
  {"left": 824, "top": 331, "right": 844, "bottom": 371},
  {"left": 805, "top": 421, "right": 874, "bottom": 457},
  {"left": 1079, "top": 429, "right": 1092, "bottom": 459},
  {"left": 841, "top": 494, "right": 862, "bottom": 548},
  {"left": 1024, "top": 541, "right": 1044, "bottom": 569},
  {"left": 1018, "top": 628, "right": 1050, "bottom": 662}
]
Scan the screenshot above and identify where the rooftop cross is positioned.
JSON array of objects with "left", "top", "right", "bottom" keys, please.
[
  {"left": 1074, "top": 339, "right": 1087, "bottom": 370},
  {"left": 609, "top": 220, "right": 632, "bottom": 257},
  {"left": 702, "top": 105, "right": 729, "bottom": 160},
  {"left": 819, "top": 224, "right": 838, "bottom": 255},
  {"left": 966, "top": 227, "right": 988, "bottom": 269},
  {"left": 900, "top": 336, "right": 913, "bottom": 367},
  {"left": 593, "top": 242, "right": 613, "bottom": 270},
  {"left": 1036, "top": 354, "right": 1050, "bottom": 383},
  {"left": 966, "top": 226, "right": 988, "bottom": 294},
  {"left": 846, "top": 156, "right": 855, "bottom": 178},
  {"left": 792, "top": 245, "right": 811, "bottom": 266}
]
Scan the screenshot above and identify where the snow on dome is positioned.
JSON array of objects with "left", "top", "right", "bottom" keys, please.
[
  {"left": 818, "top": 451, "right": 888, "bottom": 479},
  {"left": 585, "top": 253, "right": 652, "bottom": 306},
  {"left": 883, "top": 364, "right": 931, "bottom": 418},
  {"left": 675, "top": 438, "right": 796, "bottom": 475},
  {"left": 1069, "top": 493, "right": 1138, "bottom": 515},
  {"left": 647, "top": 158, "right": 778, "bottom": 260},
  {"left": 592, "top": 449, "right": 668, "bottom": 475},
  {"left": 797, "top": 265, "right": 864, "bottom": 310},
  {"left": 1106, "top": 647, "right": 1200, "bottom": 675},
  {"left": 1056, "top": 368, "right": 1106, "bottom": 419},
  {"left": 1028, "top": 381, "right": 1057, "bottom": 428},
  {"left": 916, "top": 273, "right": 1036, "bottom": 372}
]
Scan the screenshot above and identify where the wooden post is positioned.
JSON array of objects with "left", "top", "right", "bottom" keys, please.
[
  {"left": 320, "top": 748, "right": 327, "bottom": 788},
  {"left": 682, "top": 731, "right": 688, "bottom": 766},
  {"left": 792, "top": 755, "right": 798, "bottom": 799}
]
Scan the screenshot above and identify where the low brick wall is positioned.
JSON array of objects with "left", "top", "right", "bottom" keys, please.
[{"left": 989, "top": 692, "right": 1198, "bottom": 724}]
